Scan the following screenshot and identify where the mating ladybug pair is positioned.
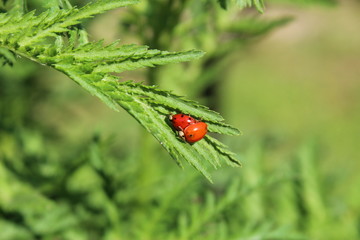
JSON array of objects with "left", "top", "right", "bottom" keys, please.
[{"left": 169, "top": 113, "right": 208, "bottom": 143}]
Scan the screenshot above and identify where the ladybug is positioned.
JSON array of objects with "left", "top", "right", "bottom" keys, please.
[
  {"left": 169, "top": 113, "right": 197, "bottom": 131},
  {"left": 179, "top": 121, "right": 208, "bottom": 143}
]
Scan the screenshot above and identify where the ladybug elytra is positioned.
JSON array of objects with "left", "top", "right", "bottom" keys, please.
[
  {"left": 179, "top": 121, "right": 208, "bottom": 143},
  {"left": 170, "top": 113, "right": 197, "bottom": 131},
  {"left": 170, "top": 113, "right": 208, "bottom": 143}
]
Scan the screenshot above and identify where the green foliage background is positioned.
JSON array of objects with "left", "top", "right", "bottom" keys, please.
[{"left": 1, "top": 0, "right": 360, "bottom": 239}]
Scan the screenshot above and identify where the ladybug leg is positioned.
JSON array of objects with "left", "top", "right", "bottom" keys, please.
[
  {"left": 178, "top": 130, "right": 186, "bottom": 141},
  {"left": 178, "top": 127, "right": 186, "bottom": 141}
]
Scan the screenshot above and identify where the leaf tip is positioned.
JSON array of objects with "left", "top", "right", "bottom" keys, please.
[{"left": 190, "top": 50, "right": 206, "bottom": 59}]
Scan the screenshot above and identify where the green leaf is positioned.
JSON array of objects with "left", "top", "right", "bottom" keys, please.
[
  {"left": 0, "top": 47, "right": 16, "bottom": 66},
  {"left": 218, "top": 0, "right": 228, "bottom": 10},
  {"left": 236, "top": 0, "right": 265, "bottom": 13},
  {"left": 0, "top": 163, "right": 79, "bottom": 235},
  {"left": 92, "top": 49, "right": 205, "bottom": 74},
  {"left": 120, "top": 81, "right": 224, "bottom": 122},
  {"left": 227, "top": 16, "right": 293, "bottom": 39},
  {"left": 0, "top": 0, "right": 241, "bottom": 181}
]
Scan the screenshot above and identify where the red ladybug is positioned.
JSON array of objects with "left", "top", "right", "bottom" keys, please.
[
  {"left": 169, "top": 113, "right": 197, "bottom": 131},
  {"left": 179, "top": 121, "right": 208, "bottom": 143}
]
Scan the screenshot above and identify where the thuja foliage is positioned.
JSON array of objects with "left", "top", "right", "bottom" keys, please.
[{"left": 0, "top": 0, "right": 250, "bottom": 181}]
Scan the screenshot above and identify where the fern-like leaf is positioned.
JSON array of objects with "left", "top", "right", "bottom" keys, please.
[
  {"left": 236, "top": 0, "right": 265, "bottom": 13},
  {"left": 0, "top": 47, "right": 16, "bottom": 66},
  {"left": 218, "top": 0, "right": 265, "bottom": 12},
  {"left": 0, "top": 0, "right": 241, "bottom": 181}
]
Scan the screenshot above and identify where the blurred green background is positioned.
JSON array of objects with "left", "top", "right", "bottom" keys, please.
[{"left": 1, "top": 0, "right": 360, "bottom": 239}]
